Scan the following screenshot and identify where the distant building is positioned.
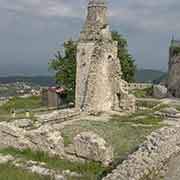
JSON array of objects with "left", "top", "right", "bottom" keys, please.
[{"left": 42, "top": 87, "right": 66, "bottom": 108}]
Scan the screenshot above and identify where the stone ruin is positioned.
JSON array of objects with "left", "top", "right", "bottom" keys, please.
[
  {"left": 75, "top": 0, "right": 135, "bottom": 113},
  {"left": 168, "top": 38, "right": 180, "bottom": 97}
]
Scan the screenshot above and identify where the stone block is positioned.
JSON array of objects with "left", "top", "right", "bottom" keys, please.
[{"left": 153, "top": 85, "right": 167, "bottom": 99}]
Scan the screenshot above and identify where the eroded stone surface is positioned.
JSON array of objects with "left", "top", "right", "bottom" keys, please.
[
  {"left": 0, "top": 122, "right": 64, "bottom": 157},
  {"left": 75, "top": 0, "right": 135, "bottom": 113},
  {"left": 0, "top": 121, "right": 114, "bottom": 165},
  {"left": 153, "top": 85, "right": 168, "bottom": 99},
  {"left": 12, "top": 119, "right": 33, "bottom": 128},
  {"left": 155, "top": 107, "right": 180, "bottom": 118},
  {"left": 66, "top": 132, "right": 113, "bottom": 166},
  {"left": 35, "top": 108, "right": 80, "bottom": 125},
  {"left": 103, "top": 126, "right": 180, "bottom": 180}
]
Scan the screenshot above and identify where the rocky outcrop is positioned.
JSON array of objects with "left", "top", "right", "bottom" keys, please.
[
  {"left": 35, "top": 108, "right": 80, "bottom": 126},
  {"left": 0, "top": 122, "right": 26, "bottom": 149},
  {"left": 0, "top": 122, "right": 113, "bottom": 165},
  {"left": 12, "top": 119, "right": 33, "bottom": 129},
  {"left": 25, "top": 129, "right": 64, "bottom": 156},
  {"left": 153, "top": 85, "right": 168, "bottom": 99},
  {"left": 103, "top": 126, "right": 180, "bottom": 180},
  {"left": 155, "top": 107, "right": 180, "bottom": 118},
  {"left": 0, "top": 122, "right": 64, "bottom": 157},
  {"left": 66, "top": 132, "right": 113, "bottom": 166}
]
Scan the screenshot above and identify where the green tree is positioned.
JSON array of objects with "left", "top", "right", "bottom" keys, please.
[
  {"left": 49, "top": 40, "right": 77, "bottom": 102},
  {"left": 112, "top": 31, "right": 136, "bottom": 82}
]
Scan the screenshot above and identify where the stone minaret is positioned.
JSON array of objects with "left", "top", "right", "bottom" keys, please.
[
  {"left": 75, "top": 0, "right": 135, "bottom": 113},
  {"left": 80, "top": 0, "right": 112, "bottom": 41}
]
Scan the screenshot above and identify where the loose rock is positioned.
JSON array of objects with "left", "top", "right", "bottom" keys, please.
[
  {"left": 66, "top": 131, "right": 113, "bottom": 165},
  {"left": 153, "top": 85, "right": 168, "bottom": 99},
  {"left": 12, "top": 119, "right": 33, "bottom": 128}
]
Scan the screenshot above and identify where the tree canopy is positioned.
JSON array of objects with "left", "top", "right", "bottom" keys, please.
[
  {"left": 112, "top": 31, "right": 136, "bottom": 82},
  {"left": 49, "top": 40, "right": 77, "bottom": 102}
]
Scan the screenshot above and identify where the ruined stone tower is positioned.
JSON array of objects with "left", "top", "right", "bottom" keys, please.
[
  {"left": 75, "top": 0, "right": 135, "bottom": 113},
  {"left": 168, "top": 38, "right": 180, "bottom": 97}
]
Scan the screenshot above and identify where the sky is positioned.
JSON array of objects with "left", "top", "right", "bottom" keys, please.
[{"left": 0, "top": 0, "right": 180, "bottom": 76}]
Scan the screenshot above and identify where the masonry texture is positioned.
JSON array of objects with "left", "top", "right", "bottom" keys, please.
[
  {"left": 168, "top": 38, "right": 180, "bottom": 97},
  {"left": 103, "top": 126, "right": 180, "bottom": 180},
  {"left": 75, "top": 0, "right": 135, "bottom": 113}
]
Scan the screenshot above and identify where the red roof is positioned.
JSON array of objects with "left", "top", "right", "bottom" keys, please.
[{"left": 48, "top": 87, "right": 65, "bottom": 95}]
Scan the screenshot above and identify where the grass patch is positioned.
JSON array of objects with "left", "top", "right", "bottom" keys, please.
[
  {"left": 130, "top": 87, "right": 153, "bottom": 98},
  {"left": 1, "top": 96, "right": 42, "bottom": 113},
  {"left": 61, "top": 119, "right": 161, "bottom": 160},
  {"left": 111, "top": 113, "right": 163, "bottom": 126},
  {"left": 0, "top": 163, "right": 50, "bottom": 180},
  {"left": 0, "top": 96, "right": 43, "bottom": 122},
  {"left": 136, "top": 99, "right": 161, "bottom": 109},
  {"left": 173, "top": 105, "right": 180, "bottom": 111},
  {"left": 151, "top": 104, "right": 169, "bottom": 111},
  {"left": 0, "top": 148, "right": 106, "bottom": 180}
]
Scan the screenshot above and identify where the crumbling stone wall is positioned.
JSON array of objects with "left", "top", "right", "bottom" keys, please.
[
  {"left": 75, "top": 0, "right": 135, "bottom": 113},
  {"left": 81, "top": 41, "right": 122, "bottom": 112},
  {"left": 127, "top": 83, "right": 153, "bottom": 90},
  {"left": 103, "top": 126, "right": 180, "bottom": 180}
]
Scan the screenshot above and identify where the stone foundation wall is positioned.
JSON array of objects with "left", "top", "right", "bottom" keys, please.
[
  {"left": 103, "top": 126, "right": 180, "bottom": 180},
  {"left": 35, "top": 108, "right": 80, "bottom": 125},
  {"left": 127, "top": 83, "right": 153, "bottom": 90}
]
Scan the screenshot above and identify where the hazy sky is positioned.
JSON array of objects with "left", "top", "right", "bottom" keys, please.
[{"left": 0, "top": 0, "right": 180, "bottom": 76}]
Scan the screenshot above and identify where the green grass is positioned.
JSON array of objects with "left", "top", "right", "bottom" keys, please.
[
  {"left": 60, "top": 110, "right": 164, "bottom": 179},
  {"left": 61, "top": 119, "right": 161, "bottom": 160},
  {"left": 0, "top": 96, "right": 43, "bottom": 122},
  {"left": 111, "top": 113, "right": 163, "bottom": 126},
  {"left": 0, "top": 163, "right": 50, "bottom": 180},
  {"left": 1, "top": 96, "right": 42, "bottom": 113},
  {"left": 0, "top": 100, "right": 167, "bottom": 180},
  {"left": 0, "top": 107, "right": 166, "bottom": 180},
  {"left": 130, "top": 87, "right": 153, "bottom": 98},
  {"left": 136, "top": 99, "right": 161, "bottom": 109},
  {"left": 0, "top": 148, "right": 106, "bottom": 180}
]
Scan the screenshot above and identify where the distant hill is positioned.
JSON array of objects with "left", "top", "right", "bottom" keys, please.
[
  {"left": 135, "top": 69, "right": 167, "bottom": 83},
  {"left": 0, "top": 76, "right": 55, "bottom": 87},
  {"left": 153, "top": 73, "right": 168, "bottom": 84},
  {"left": 0, "top": 70, "right": 167, "bottom": 86}
]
